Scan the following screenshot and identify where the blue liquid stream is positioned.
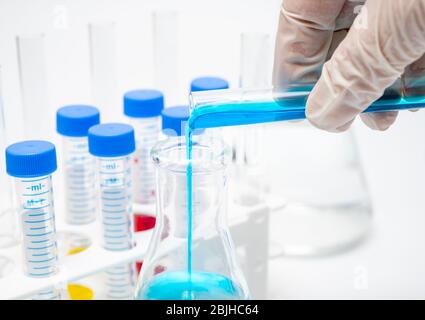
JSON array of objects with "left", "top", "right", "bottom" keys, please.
[{"left": 179, "top": 93, "right": 425, "bottom": 300}]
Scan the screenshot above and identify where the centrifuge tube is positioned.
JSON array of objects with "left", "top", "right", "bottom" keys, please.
[
  {"left": 0, "top": 65, "right": 17, "bottom": 248},
  {"left": 56, "top": 105, "right": 100, "bottom": 225},
  {"left": 123, "top": 90, "right": 164, "bottom": 205},
  {"left": 5, "top": 140, "right": 60, "bottom": 299},
  {"left": 89, "top": 22, "right": 118, "bottom": 122},
  {"left": 88, "top": 123, "right": 136, "bottom": 300},
  {"left": 16, "top": 34, "right": 50, "bottom": 140},
  {"left": 152, "top": 10, "right": 180, "bottom": 105}
]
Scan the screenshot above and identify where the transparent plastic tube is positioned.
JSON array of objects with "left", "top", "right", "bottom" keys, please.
[
  {"left": 128, "top": 117, "right": 161, "bottom": 204},
  {"left": 16, "top": 34, "right": 50, "bottom": 140},
  {"left": 63, "top": 137, "right": 96, "bottom": 225},
  {"left": 0, "top": 66, "right": 17, "bottom": 248},
  {"left": 7, "top": 141, "right": 60, "bottom": 299},
  {"left": 152, "top": 10, "right": 180, "bottom": 105},
  {"left": 15, "top": 175, "right": 60, "bottom": 299},
  {"left": 98, "top": 155, "right": 136, "bottom": 299},
  {"left": 89, "top": 22, "right": 117, "bottom": 122}
]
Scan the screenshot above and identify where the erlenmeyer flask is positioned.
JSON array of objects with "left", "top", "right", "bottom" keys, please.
[
  {"left": 263, "top": 121, "right": 372, "bottom": 256},
  {"left": 135, "top": 136, "right": 250, "bottom": 300}
]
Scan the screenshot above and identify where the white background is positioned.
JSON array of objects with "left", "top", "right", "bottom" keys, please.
[{"left": 1, "top": 0, "right": 425, "bottom": 299}]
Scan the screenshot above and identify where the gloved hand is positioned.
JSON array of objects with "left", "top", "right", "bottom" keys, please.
[{"left": 273, "top": 0, "right": 425, "bottom": 132}]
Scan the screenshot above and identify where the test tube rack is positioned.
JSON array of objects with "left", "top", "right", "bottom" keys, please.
[{"left": 0, "top": 193, "right": 283, "bottom": 300}]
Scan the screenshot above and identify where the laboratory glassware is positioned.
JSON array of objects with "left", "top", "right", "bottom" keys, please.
[
  {"left": 0, "top": 65, "right": 18, "bottom": 248},
  {"left": 16, "top": 34, "right": 50, "bottom": 140},
  {"left": 188, "top": 87, "right": 425, "bottom": 129},
  {"left": 135, "top": 135, "right": 250, "bottom": 300},
  {"left": 5, "top": 140, "right": 60, "bottom": 299},
  {"left": 89, "top": 21, "right": 118, "bottom": 122},
  {"left": 88, "top": 123, "right": 136, "bottom": 299},
  {"left": 56, "top": 105, "right": 100, "bottom": 225},
  {"left": 123, "top": 89, "right": 164, "bottom": 205},
  {"left": 188, "top": 87, "right": 425, "bottom": 255},
  {"left": 152, "top": 10, "right": 180, "bottom": 105},
  {"left": 233, "top": 32, "right": 271, "bottom": 206}
]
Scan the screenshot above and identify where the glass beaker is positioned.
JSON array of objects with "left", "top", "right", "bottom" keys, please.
[{"left": 135, "top": 136, "right": 250, "bottom": 300}]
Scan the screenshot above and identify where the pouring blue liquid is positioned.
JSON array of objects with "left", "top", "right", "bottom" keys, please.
[
  {"left": 184, "top": 90, "right": 425, "bottom": 299},
  {"left": 143, "top": 88, "right": 425, "bottom": 300}
]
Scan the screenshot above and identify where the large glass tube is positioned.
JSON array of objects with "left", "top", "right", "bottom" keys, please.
[
  {"left": 89, "top": 22, "right": 118, "bottom": 122},
  {"left": 0, "top": 66, "right": 18, "bottom": 249},
  {"left": 233, "top": 33, "right": 271, "bottom": 206},
  {"left": 16, "top": 34, "right": 50, "bottom": 140},
  {"left": 189, "top": 88, "right": 425, "bottom": 129},
  {"left": 152, "top": 10, "right": 180, "bottom": 105}
]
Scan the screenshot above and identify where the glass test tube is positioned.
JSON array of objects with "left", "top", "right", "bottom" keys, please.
[
  {"left": 123, "top": 90, "right": 164, "bottom": 205},
  {"left": 0, "top": 66, "right": 18, "bottom": 248},
  {"left": 16, "top": 34, "right": 50, "bottom": 140},
  {"left": 5, "top": 141, "right": 60, "bottom": 300},
  {"left": 56, "top": 105, "right": 100, "bottom": 225},
  {"left": 88, "top": 123, "right": 136, "bottom": 300},
  {"left": 89, "top": 22, "right": 118, "bottom": 122},
  {"left": 152, "top": 10, "right": 180, "bottom": 105},
  {"left": 234, "top": 32, "right": 271, "bottom": 206}
]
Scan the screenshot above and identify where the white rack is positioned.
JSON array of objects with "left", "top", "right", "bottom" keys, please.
[{"left": 0, "top": 195, "right": 285, "bottom": 300}]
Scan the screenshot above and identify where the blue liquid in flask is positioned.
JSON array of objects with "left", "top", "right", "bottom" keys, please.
[
  {"left": 139, "top": 127, "right": 243, "bottom": 300},
  {"left": 137, "top": 271, "right": 244, "bottom": 300}
]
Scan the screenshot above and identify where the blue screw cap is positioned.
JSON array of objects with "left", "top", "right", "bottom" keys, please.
[
  {"left": 162, "top": 106, "right": 190, "bottom": 136},
  {"left": 56, "top": 105, "right": 100, "bottom": 137},
  {"left": 88, "top": 123, "right": 135, "bottom": 157},
  {"left": 124, "top": 89, "right": 164, "bottom": 118},
  {"left": 162, "top": 106, "right": 205, "bottom": 136},
  {"left": 6, "top": 140, "right": 57, "bottom": 178},
  {"left": 190, "top": 77, "right": 229, "bottom": 92}
]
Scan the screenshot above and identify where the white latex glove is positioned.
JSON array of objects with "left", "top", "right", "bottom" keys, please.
[{"left": 273, "top": 0, "right": 425, "bottom": 132}]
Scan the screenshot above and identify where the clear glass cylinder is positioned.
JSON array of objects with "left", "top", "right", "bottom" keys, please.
[
  {"left": 128, "top": 116, "right": 162, "bottom": 205},
  {"left": 135, "top": 137, "right": 249, "bottom": 300},
  {"left": 14, "top": 175, "right": 61, "bottom": 299},
  {"left": 89, "top": 22, "right": 117, "bottom": 122},
  {"left": 152, "top": 10, "right": 180, "bottom": 105},
  {"left": 0, "top": 65, "right": 18, "bottom": 248},
  {"left": 63, "top": 137, "right": 96, "bottom": 225},
  {"left": 97, "top": 155, "right": 136, "bottom": 299},
  {"left": 16, "top": 34, "right": 50, "bottom": 140},
  {"left": 232, "top": 32, "right": 271, "bottom": 206}
]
